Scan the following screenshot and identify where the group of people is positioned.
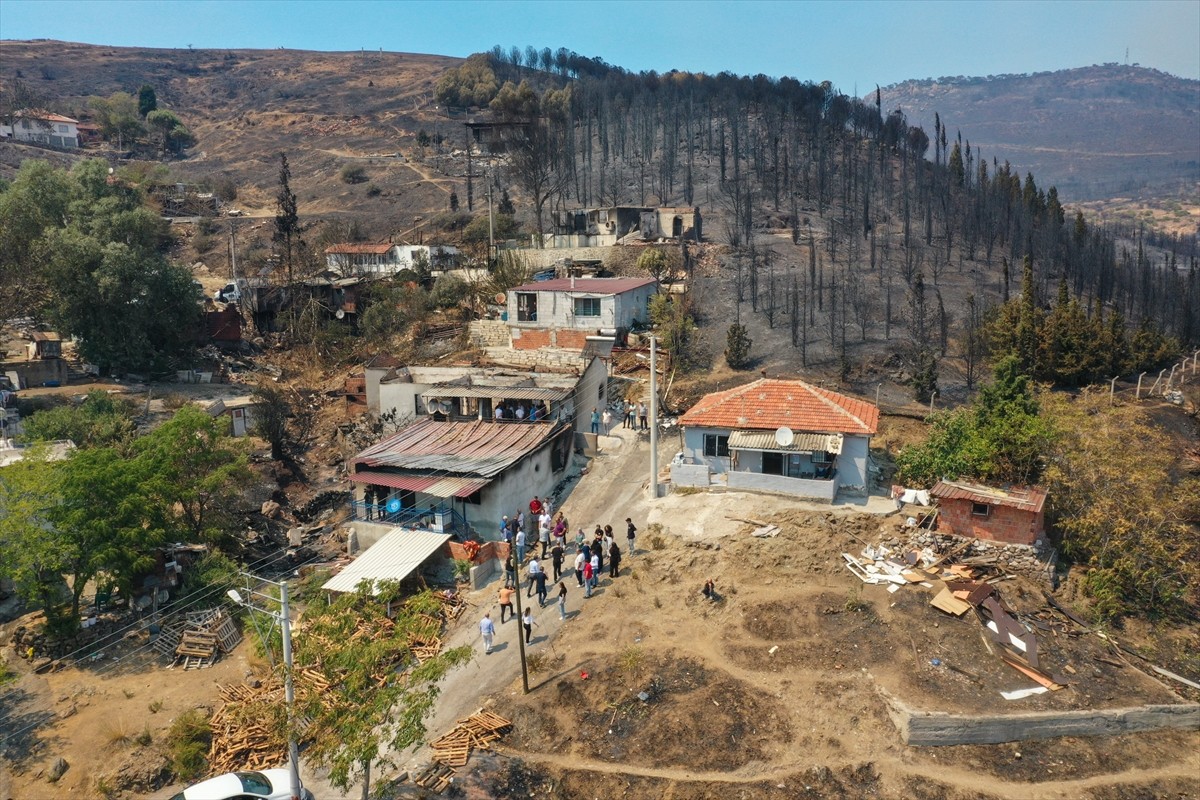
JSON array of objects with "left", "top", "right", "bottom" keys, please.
[
  {"left": 480, "top": 495, "right": 639, "bottom": 653},
  {"left": 493, "top": 399, "right": 550, "bottom": 422},
  {"left": 588, "top": 401, "right": 649, "bottom": 435}
]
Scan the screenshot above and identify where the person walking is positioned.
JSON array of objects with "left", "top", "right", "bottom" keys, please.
[
  {"left": 515, "top": 528, "right": 527, "bottom": 564},
  {"left": 498, "top": 585, "right": 515, "bottom": 623},
  {"left": 522, "top": 608, "right": 539, "bottom": 645},
  {"left": 556, "top": 581, "right": 568, "bottom": 620},
  {"left": 626, "top": 518, "right": 637, "bottom": 556},
  {"left": 550, "top": 541, "right": 564, "bottom": 583},
  {"left": 479, "top": 613, "right": 496, "bottom": 655},
  {"left": 590, "top": 408, "right": 601, "bottom": 435},
  {"left": 526, "top": 557, "right": 542, "bottom": 598},
  {"left": 535, "top": 568, "right": 549, "bottom": 606},
  {"left": 574, "top": 548, "right": 586, "bottom": 587},
  {"left": 503, "top": 549, "right": 517, "bottom": 588},
  {"left": 609, "top": 539, "right": 622, "bottom": 579}
]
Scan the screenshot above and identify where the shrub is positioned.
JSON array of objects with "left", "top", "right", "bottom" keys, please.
[
  {"left": 725, "top": 323, "right": 752, "bottom": 369},
  {"left": 166, "top": 709, "right": 211, "bottom": 781},
  {"left": 431, "top": 275, "right": 469, "bottom": 310},
  {"left": 366, "top": 184, "right": 382, "bottom": 197},
  {"left": 341, "top": 165, "right": 368, "bottom": 184}
]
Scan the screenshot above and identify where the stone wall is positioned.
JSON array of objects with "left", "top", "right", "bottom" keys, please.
[
  {"left": 507, "top": 245, "right": 620, "bottom": 269},
  {"left": 482, "top": 347, "right": 591, "bottom": 372},
  {"left": 468, "top": 320, "right": 510, "bottom": 348}
]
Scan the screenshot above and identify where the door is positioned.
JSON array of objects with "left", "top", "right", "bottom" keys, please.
[{"left": 231, "top": 408, "right": 246, "bottom": 437}]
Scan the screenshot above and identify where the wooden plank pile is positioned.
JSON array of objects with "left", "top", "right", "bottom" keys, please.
[
  {"left": 430, "top": 711, "right": 511, "bottom": 768},
  {"left": 209, "top": 682, "right": 287, "bottom": 774},
  {"left": 172, "top": 609, "right": 242, "bottom": 669},
  {"left": 437, "top": 592, "right": 468, "bottom": 622},
  {"left": 413, "top": 763, "right": 457, "bottom": 793}
]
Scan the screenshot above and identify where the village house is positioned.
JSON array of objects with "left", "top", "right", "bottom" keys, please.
[
  {"left": 0, "top": 111, "right": 80, "bottom": 148},
  {"left": 324, "top": 242, "right": 458, "bottom": 277},
  {"left": 542, "top": 206, "right": 702, "bottom": 248},
  {"left": 2, "top": 331, "right": 70, "bottom": 388},
  {"left": 506, "top": 276, "right": 657, "bottom": 350},
  {"left": 355, "top": 356, "right": 608, "bottom": 439},
  {"left": 930, "top": 480, "right": 1048, "bottom": 546},
  {"left": 673, "top": 378, "right": 879, "bottom": 501},
  {"left": 346, "top": 417, "right": 574, "bottom": 547}
]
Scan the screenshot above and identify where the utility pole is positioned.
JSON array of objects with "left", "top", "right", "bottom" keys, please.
[
  {"left": 512, "top": 554, "right": 530, "bottom": 693},
  {"left": 228, "top": 576, "right": 301, "bottom": 800},
  {"left": 649, "top": 336, "right": 658, "bottom": 499},
  {"left": 229, "top": 219, "right": 238, "bottom": 281},
  {"left": 466, "top": 126, "right": 473, "bottom": 212},
  {"left": 487, "top": 170, "right": 495, "bottom": 269}
]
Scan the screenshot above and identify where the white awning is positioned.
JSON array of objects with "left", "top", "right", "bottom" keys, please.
[
  {"left": 321, "top": 528, "right": 450, "bottom": 594},
  {"left": 727, "top": 430, "right": 843, "bottom": 454}
]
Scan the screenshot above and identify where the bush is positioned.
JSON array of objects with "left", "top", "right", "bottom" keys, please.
[
  {"left": 166, "top": 709, "right": 211, "bottom": 781},
  {"left": 341, "top": 165, "right": 368, "bottom": 184},
  {"left": 725, "top": 323, "right": 752, "bottom": 369},
  {"left": 366, "top": 184, "right": 382, "bottom": 197},
  {"left": 431, "top": 275, "right": 469, "bottom": 310}
]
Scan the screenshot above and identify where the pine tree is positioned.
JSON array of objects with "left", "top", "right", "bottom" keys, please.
[{"left": 1015, "top": 256, "right": 1040, "bottom": 375}]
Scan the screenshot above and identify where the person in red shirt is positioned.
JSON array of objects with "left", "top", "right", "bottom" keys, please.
[{"left": 529, "top": 496, "right": 543, "bottom": 516}]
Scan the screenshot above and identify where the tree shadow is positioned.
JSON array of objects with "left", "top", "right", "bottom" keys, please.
[{"left": 0, "top": 685, "right": 59, "bottom": 767}]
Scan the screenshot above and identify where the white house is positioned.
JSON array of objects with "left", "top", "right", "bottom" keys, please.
[
  {"left": 674, "top": 379, "right": 879, "bottom": 501},
  {"left": 506, "top": 276, "right": 657, "bottom": 350},
  {"left": 1, "top": 111, "right": 80, "bottom": 148},
  {"left": 324, "top": 242, "right": 458, "bottom": 277}
]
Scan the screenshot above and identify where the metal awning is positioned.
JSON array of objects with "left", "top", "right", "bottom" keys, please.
[
  {"left": 728, "top": 430, "right": 843, "bottom": 454},
  {"left": 349, "top": 471, "right": 490, "bottom": 498},
  {"left": 321, "top": 528, "right": 451, "bottom": 594},
  {"left": 423, "top": 385, "right": 569, "bottom": 401}
]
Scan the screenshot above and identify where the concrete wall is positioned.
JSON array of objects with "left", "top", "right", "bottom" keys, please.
[
  {"left": 839, "top": 435, "right": 870, "bottom": 493},
  {"left": 727, "top": 471, "right": 837, "bottom": 501},
  {"left": 884, "top": 693, "right": 1200, "bottom": 746},
  {"left": 671, "top": 462, "right": 711, "bottom": 488},
  {"left": 2, "top": 358, "right": 69, "bottom": 388},
  {"left": 377, "top": 377, "right": 433, "bottom": 421},
  {"left": 505, "top": 245, "right": 617, "bottom": 270},
  {"left": 937, "top": 498, "right": 1044, "bottom": 545},
  {"left": 468, "top": 440, "right": 562, "bottom": 538},
  {"left": 681, "top": 426, "right": 731, "bottom": 473}
]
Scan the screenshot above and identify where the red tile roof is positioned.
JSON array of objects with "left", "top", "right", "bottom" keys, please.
[
  {"left": 930, "top": 480, "right": 1047, "bottom": 513},
  {"left": 325, "top": 242, "right": 395, "bottom": 255},
  {"left": 509, "top": 277, "right": 657, "bottom": 294},
  {"left": 17, "top": 110, "right": 78, "bottom": 124},
  {"left": 679, "top": 379, "right": 879, "bottom": 435}
]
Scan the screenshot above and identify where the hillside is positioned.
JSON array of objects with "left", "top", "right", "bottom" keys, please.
[{"left": 879, "top": 64, "right": 1200, "bottom": 202}]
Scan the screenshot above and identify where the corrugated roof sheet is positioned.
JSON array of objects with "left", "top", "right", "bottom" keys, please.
[
  {"left": 509, "top": 277, "right": 657, "bottom": 294},
  {"left": 679, "top": 379, "right": 879, "bottom": 435},
  {"left": 423, "top": 384, "right": 569, "bottom": 401},
  {"left": 324, "top": 242, "right": 395, "bottom": 255},
  {"left": 321, "top": 528, "right": 450, "bottom": 594},
  {"left": 347, "top": 472, "right": 438, "bottom": 491},
  {"left": 352, "top": 418, "right": 563, "bottom": 477},
  {"left": 728, "top": 430, "right": 843, "bottom": 454},
  {"left": 930, "top": 480, "right": 1048, "bottom": 513}
]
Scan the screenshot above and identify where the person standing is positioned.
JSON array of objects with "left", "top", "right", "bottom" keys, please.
[
  {"left": 590, "top": 408, "right": 601, "bottom": 435},
  {"left": 609, "top": 539, "right": 621, "bottom": 579},
  {"left": 556, "top": 581, "right": 568, "bottom": 621},
  {"left": 500, "top": 515, "right": 511, "bottom": 543},
  {"left": 479, "top": 613, "right": 496, "bottom": 654},
  {"left": 529, "top": 496, "right": 543, "bottom": 518},
  {"left": 626, "top": 518, "right": 637, "bottom": 556},
  {"left": 574, "top": 528, "right": 586, "bottom": 553},
  {"left": 503, "top": 549, "right": 517, "bottom": 588},
  {"left": 589, "top": 550, "right": 600, "bottom": 591},
  {"left": 515, "top": 528, "right": 527, "bottom": 564},
  {"left": 526, "top": 557, "right": 541, "bottom": 598},
  {"left": 550, "top": 541, "right": 565, "bottom": 583},
  {"left": 497, "top": 585, "right": 515, "bottom": 623},
  {"left": 574, "top": 548, "right": 586, "bottom": 587},
  {"left": 535, "top": 568, "right": 549, "bottom": 607},
  {"left": 601, "top": 407, "right": 613, "bottom": 432},
  {"left": 625, "top": 400, "right": 636, "bottom": 429},
  {"left": 582, "top": 558, "right": 594, "bottom": 598},
  {"left": 592, "top": 533, "right": 604, "bottom": 574},
  {"left": 638, "top": 401, "right": 648, "bottom": 430},
  {"left": 522, "top": 608, "right": 539, "bottom": 645},
  {"left": 538, "top": 511, "right": 552, "bottom": 558}
]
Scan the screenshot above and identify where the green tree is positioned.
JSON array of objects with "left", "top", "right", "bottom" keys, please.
[
  {"left": 725, "top": 323, "right": 752, "bottom": 369},
  {"left": 1015, "top": 256, "right": 1041, "bottom": 375},
  {"left": 294, "top": 585, "right": 472, "bottom": 800},
  {"left": 649, "top": 293, "right": 698, "bottom": 368},
  {"left": 636, "top": 248, "right": 672, "bottom": 285},
  {"left": 145, "top": 109, "right": 192, "bottom": 154},
  {"left": 89, "top": 91, "right": 144, "bottom": 147},
  {"left": 0, "top": 452, "right": 73, "bottom": 633},
  {"left": 433, "top": 53, "right": 499, "bottom": 107},
  {"left": 137, "top": 84, "right": 158, "bottom": 117},
  {"left": 251, "top": 382, "right": 292, "bottom": 461},
  {"left": 133, "top": 405, "right": 251, "bottom": 544},
  {"left": 20, "top": 390, "right": 136, "bottom": 448}
]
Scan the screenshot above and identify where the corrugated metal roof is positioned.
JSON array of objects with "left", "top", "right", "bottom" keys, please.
[
  {"left": 930, "top": 480, "right": 1048, "bottom": 513},
  {"left": 353, "top": 418, "right": 563, "bottom": 477},
  {"left": 728, "top": 430, "right": 843, "bottom": 454},
  {"left": 321, "top": 528, "right": 450, "bottom": 594},
  {"left": 427, "top": 476, "right": 490, "bottom": 498},
  {"left": 679, "top": 379, "right": 879, "bottom": 435},
  {"left": 347, "top": 472, "right": 438, "bottom": 491},
  {"left": 509, "top": 277, "right": 657, "bottom": 294}
]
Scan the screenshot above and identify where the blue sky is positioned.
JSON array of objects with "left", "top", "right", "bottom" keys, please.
[{"left": 2, "top": 0, "right": 1198, "bottom": 92}]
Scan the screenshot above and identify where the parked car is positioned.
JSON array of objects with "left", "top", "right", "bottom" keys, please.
[
  {"left": 169, "top": 769, "right": 314, "bottom": 800},
  {"left": 214, "top": 280, "right": 246, "bottom": 304}
]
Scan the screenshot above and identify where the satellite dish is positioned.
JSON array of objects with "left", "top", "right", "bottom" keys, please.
[
  {"left": 774, "top": 427, "right": 794, "bottom": 447},
  {"left": 494, "top": 293, "right": 507, "bottom": 304},
  {"left": 335, "top": 309, "right": 346, "bottom": 319},
  {"left": 386, "top": 498, "right": 401, "bottom": 514}
]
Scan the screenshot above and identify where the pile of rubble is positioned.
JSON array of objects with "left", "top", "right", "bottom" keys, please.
[{"left": 889, "top": 530, "right": 1053, "bottom": 577}]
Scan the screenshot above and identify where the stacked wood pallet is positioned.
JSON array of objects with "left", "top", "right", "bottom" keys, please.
[
  {"left": 209, "top": 682, "right": 288, "bottom": 774},
  {"left": 430, "top": 711, "right": 511, "bottom": 768},
  {"left": 172, "top": 609, "right": 242, "bottom": 669},
  {"left": 438, "top": 592, "right": 468, "bottom": 621},
  {"left": 413, "top": 763, "right": 456, "bottom": 793}
]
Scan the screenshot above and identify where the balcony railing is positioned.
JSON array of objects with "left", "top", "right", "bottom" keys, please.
[{"left": 349, "top": 501, "right": 475, "bottom": 539}]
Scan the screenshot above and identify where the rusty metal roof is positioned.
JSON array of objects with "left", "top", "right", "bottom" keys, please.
[
  {"left": 352, "top": 418, "right": 563, "bottom": 477},
  {"left": 509, "top": 277, "right": 657, "bottom": 294},
  {"left": 348, "top": 471, "right": 488, "bottom": 498},
  {"left": 930, "top": 480, "right": 1048, "bottom": 513}
]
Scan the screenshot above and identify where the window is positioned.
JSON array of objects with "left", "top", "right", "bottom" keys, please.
[
  {"left": 703, "top": 434, "right": 729, "bottom": 458},
  {"left": 517, "top": 292, "right": 537, "bottom": 322},
  {"left": 971, "top": 502, "right": 990, "bottom": 517},
  {"left": 57, "top": 124, "right": 69, "bottom": 133},
  {"left": 574, "top": 297, "right": 601, "bottom": 317}
]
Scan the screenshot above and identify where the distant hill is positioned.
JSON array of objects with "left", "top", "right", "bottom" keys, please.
[{"left": 879, "top": 64, "right": 1200, "bottom": 201}]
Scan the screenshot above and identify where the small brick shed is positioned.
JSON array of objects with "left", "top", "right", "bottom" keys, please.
[{"left": 930, "top": 480, "right": 1048, "bottom": 546}]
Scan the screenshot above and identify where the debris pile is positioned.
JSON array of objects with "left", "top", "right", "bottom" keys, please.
[
  {"left": 154, "top": 608, "right": 242, "bottom": 670},
  {"left": 845, "top": 540, "right": 1070, "bottom": 698},
  {"left": 209, "top": 681, "right": 289, "bottom": 774},
  {"left": 430, "top": 711, "right": 512, "bottom": 768}
]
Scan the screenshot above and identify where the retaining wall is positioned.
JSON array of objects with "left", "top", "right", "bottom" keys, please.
[{"left": 884, "top": 692, "right": 1200, "bottom": 746}]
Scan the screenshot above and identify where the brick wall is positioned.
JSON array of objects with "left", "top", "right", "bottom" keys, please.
[
  {"left": 554, "top": 329, "right": 591, "bottom": 350},
  {"left": 512, "top": 329, "right": 552, "bottom": 350},
  {"left": 937, "top": 499, "right": 1042, "bottom": 545},
  {"left": 446, "top": 539, "right": 508, "bottom": 565}
]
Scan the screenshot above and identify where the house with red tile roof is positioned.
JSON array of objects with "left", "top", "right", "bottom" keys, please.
[
  {"left": 506, "top": 276, "right": 657, "bottom": 351},
  {"left": 324, "top": 242, "right": 457, "bottom": 277},
  {"left": 675, "top": 379, "right": 880, "bottom": 501},
  {"left": 1, "top": 110, "right": 79, "bottom": 148}
]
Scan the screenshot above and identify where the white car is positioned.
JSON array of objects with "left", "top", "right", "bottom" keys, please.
[{"left": 169, "top": 769, "right": 314, "bottom": 800}]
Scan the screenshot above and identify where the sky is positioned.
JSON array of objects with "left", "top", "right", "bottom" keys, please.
[{"left": 2, "top": 0, "right": 1198, "bottom": 92}]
